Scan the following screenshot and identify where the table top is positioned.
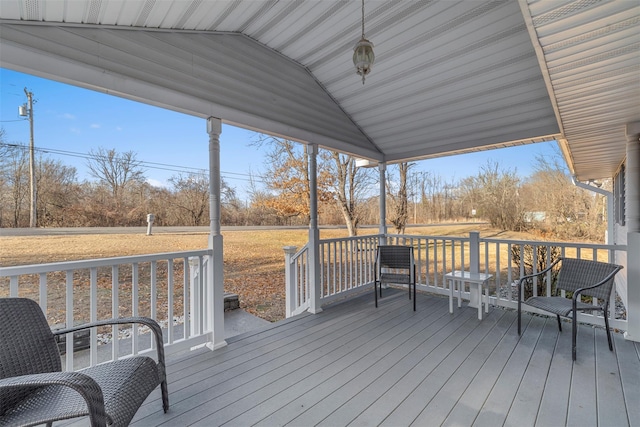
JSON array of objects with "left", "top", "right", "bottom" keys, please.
[{"left": 444, "top": 270, "right": 492, "bottom": 281}]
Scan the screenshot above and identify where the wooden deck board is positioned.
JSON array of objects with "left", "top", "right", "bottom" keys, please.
[
  {"left": 314, "top": 309, "right": 480, "bottom": 427},
  {"left": 211, "top": 296, "right": 445, "bottom": 426},
  {"left": 535, "top": 319, "right": 573, "bottom": 427},
  {"left": 614, "top": 332, "right": 640, "bottom": 426},
  {"left": 594, "top": 328, "right": 628, "bottom": 427},
  {"left": 441, "top": 312, "right": 525, "bottom": 427},
  {"left": 409, "top": 311, "right": 516, "bottom": 427},
  {"left": 377, "top": 310, "right": 501, "bottom": 426},
  {"left": 125, "top": 289, "right": 639, "bottom": 427},
  {"left": 146, "top": 294, "right": 415, "bottom": 425},
  {"left": 568, "top": 326, "right": 598, "bottom": 427},
  {"left": 504, "top": 319, "right": 558, "bottom": 427},
  {"left": 252, "top": 297, "right": 448, "bottom": 426}
]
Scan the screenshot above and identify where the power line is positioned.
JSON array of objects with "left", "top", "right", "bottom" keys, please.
[{"left": 0, "top": 142, "right": 266, "bottom": 183}]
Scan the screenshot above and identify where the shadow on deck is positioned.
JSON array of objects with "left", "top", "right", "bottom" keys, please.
[{"left": 129, "top": 289, "right": 640, "bottom": 427}]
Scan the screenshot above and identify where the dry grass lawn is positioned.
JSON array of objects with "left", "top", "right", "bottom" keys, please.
[{"left": 1, "top": 224, "right": 535, "bottom": 322}]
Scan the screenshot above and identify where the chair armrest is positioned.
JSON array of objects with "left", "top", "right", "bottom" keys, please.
[
  {"left": 517, "top": 258, "right": 562, "bottom": 301},
  {"left": 53, "top": 317, "right": 166, "bottom": 377},
  {"left": 0, "top": 371, "right": 107, "bottom": 427}
]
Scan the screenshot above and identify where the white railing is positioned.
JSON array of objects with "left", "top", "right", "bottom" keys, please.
[
  {"left": 319, "top": 234, "right": 380, "bottom": 305},
  {"left": 0, "top": 249, "right": 213, "bottom": 371},
  {"left": 284, "top": 235, "right": 381, "bottom": 317},
  {"left": 284, "top": 245, "right": 309, "bottom": 317},
  {"left": 286, "top": 233, "right": 628, "bottom": 331}
]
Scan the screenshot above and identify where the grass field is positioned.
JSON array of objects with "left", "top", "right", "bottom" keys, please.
[{"left": 0, "top": 224, "right": 537, "bottom": 321}]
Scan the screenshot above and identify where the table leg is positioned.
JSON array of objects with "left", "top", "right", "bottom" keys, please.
[
  {"left": 476, "top": 282, "right": 482, "bottom": 320},
  {"left": 484, "top": 281, "right": 489, "bottom": 314},
  {"left": 448, "top": 279, "right": 453, "bottom": 314}
]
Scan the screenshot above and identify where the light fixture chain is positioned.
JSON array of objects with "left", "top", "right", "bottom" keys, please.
[{"left": 361, "top": 0, "right": 365, "bottom": 38}]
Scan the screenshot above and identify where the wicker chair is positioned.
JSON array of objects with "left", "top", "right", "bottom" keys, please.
[
  {"left": 0, "top": 298, "right": 169, "bottom": 426},
  {"left": 374, "top": 245, "right": 416, "bottom": 311},
  {"left": 517, "top": 257, "right": 623, "bottom": 361}
]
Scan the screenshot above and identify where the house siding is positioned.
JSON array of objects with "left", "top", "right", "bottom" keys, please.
[{"left": 614, "top": 165, "right": 628, "bottom": 308}]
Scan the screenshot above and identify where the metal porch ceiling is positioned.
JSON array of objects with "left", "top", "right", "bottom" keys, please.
[{"left": 1, "top": 0, "right": 638, "bottom": 180}]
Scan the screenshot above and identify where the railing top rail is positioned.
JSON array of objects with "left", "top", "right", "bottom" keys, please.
[
  {"left": 319, "top": 234, "right": 383, "bottom": 244},
  {"left": 0, "top": 249, "right": 213, "bottom": 276},
  {"left": 386, "top": 233, "right": 468, "bottom": 242},
  {"left": 292, "top": 244, "right": 309, "bottom": 259},
  {"left": 480, "top": 237, "right": 625, "bottom": 251},
  {"left": 316, "top": 233, "right": 626, "bottom": 255}
]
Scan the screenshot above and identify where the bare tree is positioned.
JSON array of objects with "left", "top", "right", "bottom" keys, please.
[
  {"left": 387, "top": 162, "right": 413, "bottom": 233},
  {"left": 0, "top": 143, "right": 29, "bottom": 227},
  {"left": 328, "top": 152, "right": 374, "bottom": 236},
  {"left": 166, "top": 172, "right": 237, "bottom": 226},
  {"left": 522, "top": 152, "right": 606, "bottom": 241},
  {"left": 0, "top": 128, "right": 9, "bottom": 161},
  {"left": 419, "top": 171, "right": 445, "bottom": 223},
  {"left": 460, "top": 160, "right": 524, "bottom": 231},
  {"left": 36, "top": 158, "right": 78, "bottom": 227},
  {"left": 86, "top": 147, "right": 146, "bottom": 206},
  {"left": 168, "top": 173, "right": 210, "bottom": 225}
]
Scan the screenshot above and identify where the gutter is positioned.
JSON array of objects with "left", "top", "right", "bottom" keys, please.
[{"left": 571, "top": 176, "right": 614, "bottom": 245}]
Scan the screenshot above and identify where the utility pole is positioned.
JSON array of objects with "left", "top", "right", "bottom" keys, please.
[{"left": 20, "top": 88, "right": 36, "bottom": 227}]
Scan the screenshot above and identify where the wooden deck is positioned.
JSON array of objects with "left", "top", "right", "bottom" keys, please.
[{"left": 130, "top": 289, "right": 640, "bottom": 427}]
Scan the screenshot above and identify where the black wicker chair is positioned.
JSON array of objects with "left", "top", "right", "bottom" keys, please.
[
  {"left": 517, "top": 257, "right": 623, "bottom": 361},
  {"left": 0, "top": 298, "right": 169, "bottom": 426},
  {"left": 374, "top": 245, "right": 416, "bottom": 311}
]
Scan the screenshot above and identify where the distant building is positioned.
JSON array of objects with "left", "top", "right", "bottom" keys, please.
[{"left": 524, "top": 211, "right": 546, "bottom": 223}]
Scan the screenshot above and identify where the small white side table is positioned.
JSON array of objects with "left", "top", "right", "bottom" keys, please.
[{"left": 445, "top": 270, "right": 493, "bottom": 320}]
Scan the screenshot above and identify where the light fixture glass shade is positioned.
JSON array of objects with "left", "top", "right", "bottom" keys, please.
[{"left": 353, "top": 38, "right": 375, "bottom": 84}]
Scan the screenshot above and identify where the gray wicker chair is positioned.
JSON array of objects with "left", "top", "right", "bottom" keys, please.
[
  {"left": 374, "top": 245, "right": 416, "bottom": 311},
  {"left": 0, "top": 298, "right": 169, "bottom": 426},
  {"left": 517, "top": 257, "right": 623, "bottom": 361}
]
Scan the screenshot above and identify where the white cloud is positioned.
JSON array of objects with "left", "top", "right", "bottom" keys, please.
[
  {"left": 116, "top": 126, "right": 123, "bottom": 131},
  {"left": 90, "top": 123, "right": 101, "bottom": 129},
  {"left": 146, "top": 178, "right": 169, "bottom": 188},
  {"left": 61, "top": 113, "right": 76, "bottom": 120},
  {"left": 69, "top": 127, "right": 81, "bottom": 134}
]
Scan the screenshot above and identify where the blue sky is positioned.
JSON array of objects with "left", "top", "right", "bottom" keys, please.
[{"left": 1, "top": 68, "right": 560, "bottom": 200}]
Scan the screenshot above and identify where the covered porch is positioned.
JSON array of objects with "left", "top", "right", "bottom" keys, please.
[
  {"left": 1, "top": 1, "right": 640, "bottom": 425},
  {"left": 3, "top": 0, "right": 637, "bottom": 348},
  {"left": 129, "top": 289, "right": 640, "bottom": 426}
]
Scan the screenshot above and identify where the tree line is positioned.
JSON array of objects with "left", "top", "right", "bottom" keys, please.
[{"left": 0, "top": 129, "right": 607, "bottom": 242}]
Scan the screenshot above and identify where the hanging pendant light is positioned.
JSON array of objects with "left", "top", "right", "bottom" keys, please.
[{"left": 353, "top": 0, "right": 374, "bottom": 84}]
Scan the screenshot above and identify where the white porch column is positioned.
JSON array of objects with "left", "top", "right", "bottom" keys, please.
[
  {"left": 624, "top": 122, "right": 640, "bottom": 342},
  {"left": 379, "top": 163, "right": 387, "bottom": 244},
  {"left": 307, "top": 144, "right": 322, "bottom": 314},
  {"left": 206, "top": 117, "right": 227, "bottom": 350}
]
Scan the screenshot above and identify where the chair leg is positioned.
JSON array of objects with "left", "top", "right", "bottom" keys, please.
[
  {"left": 517, "top": 299, "right": 521, "bottom": 335},
  {"left": 374, "top": 281, "right": 378, "bottom": 308},
  {"left": 556, "top": 315, "right": 562, "bottom": 332},
  {"left": 604, "top": 307, "right": 613, "bottom": 352},
  {"left": 161, "top": 379, "right": 169, "bottom": 413},
  {"left": 572, "top": 315, "right": 577, "bottom": 361},
  {"left": 413, "top": 283, "right": 416, "bottom": 311}
]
